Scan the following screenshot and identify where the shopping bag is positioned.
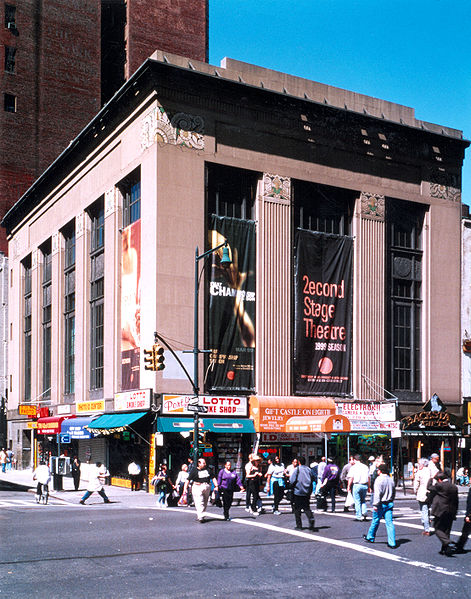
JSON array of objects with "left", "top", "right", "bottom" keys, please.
[
  {"left": 345, "top": 490, "right": 354, "bottom": 508},
  {"left": 178, "top": 491, "right": 188, "bottom": 506}
]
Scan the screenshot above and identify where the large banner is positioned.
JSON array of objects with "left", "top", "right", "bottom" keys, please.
[
  {"left": 121, "top": 220, "right": 141, "bottom": 390},
  {"left": 207, "top": 216, "right": 256, "bottom": 391},
  {"left": 294, "top": 229, "right": 353, "bottom": 395}
]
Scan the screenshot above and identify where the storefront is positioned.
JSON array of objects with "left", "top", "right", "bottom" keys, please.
[
  {"left": 157, "top": 395, "right": 255, "bottom": 476},
  {"left": 35, "top": 415, "right": 70, "bottom": 464},
  {"left": 249, "top": 396, "right": 351, "bottom": 464},
  {"left": 400, "top": 408, "right": 463, "bottom": 476},
  {"left": 335, "top": 401, "right": 400, "bottom": 469}
]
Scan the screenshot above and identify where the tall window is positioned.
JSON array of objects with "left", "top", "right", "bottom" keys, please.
[
  {"left": 4, "top": 46, "right": 16, "bottom": 73},
  {"left": 386, "top": 199, "right": 426, "bottom": 402},
  {"left": 293, "top": 180, "right": 354, "bottom": 235},
  {"left": 4, "top": 4, "right": 16, "bottom": 29},
  {"left": 120, "top": 168, "right": 141, "bottom": 227},
  {"left": 89, "top": 199, "right": 104, "bottom": 390},
  {"left": 23, "top": 257, "right": 32, "bottom": 401},
  {"left": 41, "top": 242, "right": 52, "bottom": 401},
  {"left": 63, "top": 224, "right": 75, "bottom": 395},
  {"left": 206, "top": 163, "right": 257, "bottom": 220}
]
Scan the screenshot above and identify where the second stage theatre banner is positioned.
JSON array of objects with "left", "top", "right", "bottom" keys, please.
[{"left": 294, "top": 229, "right": 353, "bottom": 396}]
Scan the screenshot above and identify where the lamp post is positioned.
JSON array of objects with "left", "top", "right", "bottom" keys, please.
[{"left": 192, "top": 241, "right": 231, "bottom": 459}]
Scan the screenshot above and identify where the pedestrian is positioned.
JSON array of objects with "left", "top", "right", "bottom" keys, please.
[
  {"left": 413, "top": 457, "right": 432, "bottom": 536},
  {"left": 347, "top": 454, "right": 369, "bottom": 521},
  {"left": 289, "top": 456, "right": 316, "bottom": 531},
  {"left": 6, "top": 448, "right": 13, "bottom": 471},
  {"left": 428, "top": 453, "right": 441, "bottom": 479},
  {"left": 217, "top": 460, "right": 244, "bottom": 520},
  {"left": 127, "top": 460, "right": 141, "bottom": 491},
  {"left": 245, "top": 454, "right": 263, "bottom": 516},
  {"left": 264, "top": 457, "right": 273, "bottom": 495},
  {"left": 266, "top": 455, "right": 285, "bottom": 514},
  {"left": 79, "top": 462, "right": 111, "bottom": 505},
  {"left": 319, "top": 457, "right": 340, "bottom": 512},
  {"left": 455, "top": 485, "right": 471, "bottom": 553},
  {"left": 175, "top": 463, "right": 189, "bottom": 500},
  {"left": 284, "top": 457, "right": 299, "bottom": 513},
  {"left": 340, "top": 456, "right": 355, "bottom": 511},
  {"left": 33, "top": 460, "right": 51, "bottom": 502},
  {"left": 427, "top": 469, "right": 458, "bottom": 557},
  {"left": 363, "top": 463, "right": 397, "bottom": 549},
  {"left": 456, "top": 466, "right": 469, "bottom": 486},
  {"left": 315, "top": 456, "right": 326, "bottom": 495},
  {"left": 71, "top": 456, "right": 81, "bottom": 491},
  {"left": 0, "top": 448, "right": 7, "bottom": 473},
  {"left": 152, "top": 464, "right": 175, "bottom": 508},
  {"left": 188, "top": 457, "right": 218, "bottom": 523}
]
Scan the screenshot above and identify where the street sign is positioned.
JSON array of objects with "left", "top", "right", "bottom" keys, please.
[
  {"left": 60, "top": 434, "right": 70, "bottom": 443},
  {"left": 187, "top": 404, "right": 209, "bottom": 413}
]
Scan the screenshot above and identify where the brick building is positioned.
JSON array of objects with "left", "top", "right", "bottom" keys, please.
[{"left": 0, "top": 0, "right": 208, "bottom": 254}]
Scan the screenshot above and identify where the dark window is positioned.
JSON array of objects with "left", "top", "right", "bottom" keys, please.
[
  {"left": 101, "top": 0, "right": 126, "bottom": 105},
  {"left": 4, "top": 45, "right": 16, "bottom": 73},
  {"left": 4, "top": 92, "right": 16, "bottom": 112},
  {"left": 89, "top": 199, "right": 104, "bottom": 390},
  {"left": 293, "top": 180, "right": 354, "bottom": 236},
  {"left": 386, "top": 199, "right": 426, "bottom": 402},
  {"left": 23, "top": 257, "right": 32, "bottom": 402},
  {"left": 206, "top": 163, "right": 258, "bottom": 220},
  {"left": 4, "top": 4, "right": 16, "bottom": 29},
  {"left": 41, "top": 242, "right": 52, "bottom": 401},
  {"left": 119, "top": 168, "right": 141, "bottom": 227},
  {"left": 63, "top": 223, "right": 75, "bottom": 395}
]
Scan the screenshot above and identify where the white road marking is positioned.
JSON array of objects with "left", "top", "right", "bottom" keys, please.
[{"left": 137, "top": 505, "right": 470, "bottom": 580}]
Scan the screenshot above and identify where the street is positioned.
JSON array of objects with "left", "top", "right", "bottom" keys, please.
[{"left": 1, "top": 485, "right": 470, "bottom": 599}]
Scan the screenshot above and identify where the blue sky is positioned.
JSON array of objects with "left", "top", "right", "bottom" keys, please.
[{"left": 209, "top": 0, "right": 471, "bottom": 204}]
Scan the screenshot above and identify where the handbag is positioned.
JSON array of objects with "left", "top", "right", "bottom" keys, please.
[{"left": 178, "top": 491, "right": 188, "bottom": 506}]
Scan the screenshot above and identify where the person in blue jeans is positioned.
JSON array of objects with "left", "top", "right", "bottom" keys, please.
[
  {"left": 363, "top": 463, "right": 397, "bottom": 548},
  {"left": 347, "top": 454, "right": 369, "bottom": 521}
]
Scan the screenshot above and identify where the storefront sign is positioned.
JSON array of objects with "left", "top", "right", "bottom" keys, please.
[
  {"left": 468, "top": 401, "right": 471, "bottom": 424},
  {"left": 77, "top": 400, "right": 106, "bottom": 414},
  {"left": 18, "top": 404, "right": 37, "bottom": 418},
  {"left": 37, "top": 417, "right": 66, "bottom": 435},
  {"left": 336, "top": 402, "right": 396, "bottom": 425},
  {"left": 27, "top": 421, "right": 37, "bottom": 429},
  {"left": 261, "top": 432, "right": 324, "bottom": 443},
  {"left": 162, "top": 394, "right": 248, "bottom": 416},
  {"left": 57, "top": 405, "right": 71, "bottom": 415},
  {"left": 250, "top": 396, "right": 340, "bottom": 433},
  {"left": 402, "top": 411, "right": 456, "bottom": 430},
  {"left": 114, "top": 389, "right": 151, "bottom": 412}
]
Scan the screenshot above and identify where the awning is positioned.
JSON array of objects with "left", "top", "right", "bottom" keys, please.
[
  {"left": 61, "top": 417, "right": 98, "bottom": 439},
  {"left": 249, "top": 395, "right": 341, "bottom": 433},
  {"left": 36, "top": 416, "right": 69, "bottom": 435},
  {"left": 157, "top": 417, "right": 255, "bottom": 434},
  {"left": 87, "top": 412, "right": 146, "bottom": 434}
]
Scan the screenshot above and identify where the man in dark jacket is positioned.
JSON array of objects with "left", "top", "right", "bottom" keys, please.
[
  {"left": 455, "top": 486, "right": 471, "bottom": 553},
  {"left": 290, "top": 456, "right": 316, "bottom": 531},
  {"left": 427, "top": 469, "right": 458, "bottom": 556}
]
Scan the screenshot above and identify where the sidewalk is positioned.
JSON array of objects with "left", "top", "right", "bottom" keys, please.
[{"left": 1, "top": 469, "right": 469, "bottom": 508}]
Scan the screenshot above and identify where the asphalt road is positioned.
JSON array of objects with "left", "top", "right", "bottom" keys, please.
[{"left": 1, "top": 486, "right": 470, "bottom": 599}]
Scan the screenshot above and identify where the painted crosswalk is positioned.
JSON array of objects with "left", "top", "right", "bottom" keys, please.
[{"left": 0, "top": 498, "right": 73, "bottom": 508}]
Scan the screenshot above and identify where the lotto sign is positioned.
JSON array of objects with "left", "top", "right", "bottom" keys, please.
[{"left": 162, "top": 395, "right": 247, "bottom": 416}]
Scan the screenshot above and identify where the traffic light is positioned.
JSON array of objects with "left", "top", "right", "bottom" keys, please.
[
  {"left": 144, "top": 348, "right": 155, "bottom": 370},
  {"left": 154, "top": 344, "right": 165, "bottom": 371}
]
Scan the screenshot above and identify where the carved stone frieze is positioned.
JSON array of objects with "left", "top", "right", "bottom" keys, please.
[
  {"left": 105, "top": 188, "right": 116, "bottom": 218},
  {"left": 76, "top": 212, "right": 84, "bottom": 239},
  {"left": 262, "top": 173, "right": 291, "bottom": 204},
  {"left": 141, "top": 106, "right": 204, "bottom": 151},
  {"left": 360, "top": 192, "right": 385, "bottom": 221}
]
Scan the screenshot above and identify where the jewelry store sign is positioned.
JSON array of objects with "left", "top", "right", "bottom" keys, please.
[{"left": 162, "top": 395, "right": 247, "bottom": 416}]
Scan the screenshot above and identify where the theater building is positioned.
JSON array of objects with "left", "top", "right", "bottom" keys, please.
[{"left": 2, "top": 52, "right": 468, "bottom": 477}]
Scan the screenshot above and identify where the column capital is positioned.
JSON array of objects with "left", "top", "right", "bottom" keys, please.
[{"left": 359, "top": 191, "right": 385, "bottom": 221}]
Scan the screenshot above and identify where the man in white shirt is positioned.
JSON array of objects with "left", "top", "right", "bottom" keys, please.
[
  {"left": 428, "top": 453, "right": 440, "bottom": 479},
  {"left": 347, "top": 454, "right": 369, "bottom": 521}
]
